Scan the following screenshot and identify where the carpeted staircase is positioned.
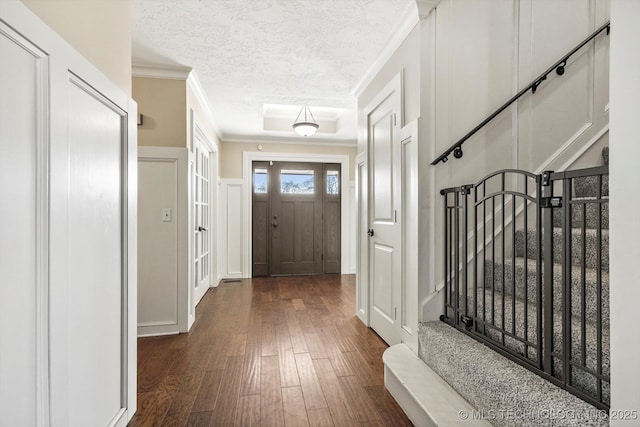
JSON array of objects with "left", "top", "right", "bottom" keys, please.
[{"left": 412, "top": 147, "right": 610, "bottom": 426}]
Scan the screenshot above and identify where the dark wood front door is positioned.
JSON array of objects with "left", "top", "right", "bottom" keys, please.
[
  {"left": 252, "top": 161, "right": 341, "bottom": 276},
  {"left": 271, "top": 162, "right": 323, "bottom": 275}
]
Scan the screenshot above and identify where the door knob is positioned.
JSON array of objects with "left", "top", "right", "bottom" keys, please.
[
  {"left": 367, "top": 229, "right": 374, "bottom": 237},
  {"left": 197, "top": 226, "right": 207, "bottom": 232},
  {"left": 272, "top": 221, "right": 279, "bottom": 228}
]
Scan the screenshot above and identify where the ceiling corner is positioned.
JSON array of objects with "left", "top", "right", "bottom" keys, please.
[{"left": 350, "top": 2, "right": 420, "bottom": 98}]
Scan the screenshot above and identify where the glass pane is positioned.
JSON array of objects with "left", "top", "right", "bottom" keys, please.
[
  {"left": 254, "top": 168, "right": 268, "bottom": 194},
  {"left": 327, "top": 170, "right": 340, "bottom": 195},
  {"left": 281, "top": 169, "right": 315, "bottom": 194}
]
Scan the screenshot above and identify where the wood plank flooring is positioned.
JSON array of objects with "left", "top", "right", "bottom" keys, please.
[{"left": 128, "top": 275, "right": 412, "bottom": 427}]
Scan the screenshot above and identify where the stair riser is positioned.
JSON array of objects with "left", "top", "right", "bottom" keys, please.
[
  {"left": 573, "top": 175, "right": 609, "bottom": 198},
  {"left": 552, "top": 203, "right": 609, "bottom": 230},
  {"left": 515, "top": 228, "right": 609, "bottom": 271},
  {"left": 456, "top": 289, "right": 610, "bottom": 403},
  {"left": 484, "top": 260, "right": 610, "bottom": 328}
]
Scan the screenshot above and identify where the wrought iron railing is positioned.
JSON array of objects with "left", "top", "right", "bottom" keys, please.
[
  {"left": 440, "top": 166, "right": 609, "bottom": 410},
  {"left": 432, "top": 21, "right": 610, "bottom": 165}
]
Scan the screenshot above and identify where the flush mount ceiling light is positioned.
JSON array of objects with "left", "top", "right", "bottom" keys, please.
[{"left": 292, "top": 105, "right": 319, "bottom": 137}]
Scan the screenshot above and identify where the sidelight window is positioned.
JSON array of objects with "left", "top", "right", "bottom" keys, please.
[
  {"left": 326, "top": 170, "right": 340, "bottom": 195},
  {"left": 254, "top": 168, "right": 268, "bottom": 194}
]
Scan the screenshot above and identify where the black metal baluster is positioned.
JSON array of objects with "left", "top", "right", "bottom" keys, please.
[
  {"left": 463, "top": 187, "right": 469, "bottom": 320},
  {"left": 563, "top": 178, "right": 573, "bottom": 387},
  {"left": 492, "top": 195, "right": 496, "bottom": 328},
  {"left": 524, "top": 177, "right": 530, "bottom": 359},
  {"left": 483, "top": 182, "right": 487, "bottom": 335},
  {"left": 501, "top": 173, "right": 506, "bottom": 345},
  {"left": 596, "top": 174, "right": 604, "bottom": 402},
  {"left": 474, "top": 187, "right": 479, "bottom": 333},
  {"left": 581, "top": 201, "right": 587, "bottom": 368},
  {"left": 512, "top": 193, "right": 517, "bottom": 339},
  {"left": 542, "top": 173, "right": 552, "bottom": 374},
  {"left": 444, "top": 193, "right": 449, "bottom": 318},
  {"left": 454, "top": 191, "right": 460, "bottom": 324}
]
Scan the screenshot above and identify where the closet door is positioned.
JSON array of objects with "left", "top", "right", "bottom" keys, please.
[
  {"left": 0, "top": 1, "right": 137, "bottom": 426},
  {"left": 0, "top": 17, "right": 48, "bottom": 427},
  {"left": 60, "top": 77, "right": 128, "bottom": 427}
]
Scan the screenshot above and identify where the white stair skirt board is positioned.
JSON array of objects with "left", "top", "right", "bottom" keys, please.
[{"left": 383, "top": 344, "right": 491, "bottom": 427}]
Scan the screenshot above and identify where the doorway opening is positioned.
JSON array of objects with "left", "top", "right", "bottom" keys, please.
[{"left": 252, "top": 161, "right": 341, "bottom": 276}]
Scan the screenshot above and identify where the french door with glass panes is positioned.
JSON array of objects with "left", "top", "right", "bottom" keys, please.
[
  {"left": 193, "top": 138, "right": 211, "bottom": 303},
  {"left": 251, "top": 161, "right": 341, "bottom": 276}
]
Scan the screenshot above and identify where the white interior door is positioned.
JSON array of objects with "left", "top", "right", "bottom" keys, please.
[
  {"left": 0, "top": 2, "right": 137, "bottom": 425},
  {"left": 366, "top": 75, "right": 402, "bottom": 346},
  {"left": 193, "top": 133, "right": 212, "bottom": 305},
  {"left": 64, "top": 77, "right": 125, "bottom": 427},
  {"left": 0, "top": 19, "right": 45, "bottom": 426}
]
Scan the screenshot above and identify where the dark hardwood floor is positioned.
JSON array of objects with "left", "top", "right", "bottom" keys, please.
[{"left": 128, "top": 274, "right": 413, "bottom": 427}]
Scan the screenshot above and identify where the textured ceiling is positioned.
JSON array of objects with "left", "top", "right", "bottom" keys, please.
[{"left": 132, "top": 0, "right": 415, "bottom": 144}]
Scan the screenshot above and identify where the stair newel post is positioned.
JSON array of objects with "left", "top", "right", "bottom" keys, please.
[{"left": 540, "top": 171, "right": 555, "bottom": 375}]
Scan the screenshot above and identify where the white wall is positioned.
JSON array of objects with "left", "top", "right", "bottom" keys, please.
[
  {"left": 423, "top": 0, "right": 610, "bottom": 319},
  {"left": 137, "top": 147, "right": 189, "bottom": 336},
  {"left": 609, "top": 0, "right": 640, "bottom": 420},
  {"left": 20, "top": 0, "right": 132, "bottom": 94},
  {"left": 219, "top": 179, "right": 245, "bottom": 278},
  {"left": 432, "top": 0, "right": 609, "bottom": 187}
]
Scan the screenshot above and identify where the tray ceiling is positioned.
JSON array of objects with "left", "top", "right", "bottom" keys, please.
[{"left": 132, "top": 0, "right": 416, "bottom": 144}]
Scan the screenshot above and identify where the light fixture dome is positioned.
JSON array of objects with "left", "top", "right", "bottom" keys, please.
[{"left": 292, "top": 105, "right": 319, "bottom": 137}]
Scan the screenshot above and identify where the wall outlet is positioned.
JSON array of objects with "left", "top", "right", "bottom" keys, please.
[{"left": 162, "top": 208, "right": 172, "bottom": 222}]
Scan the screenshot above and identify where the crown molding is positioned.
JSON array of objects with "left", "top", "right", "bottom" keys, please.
[
  {"left": 186, "top": 70, "right": 223, "bottom": 141},
  {"left": 222, "top": 134, "right": 357, "bottom": 147},
  {"left": 132, "top": 64, "right": 192, "bottom": 80},
  {"left": 351, "top": 0, "right": 441, "bottom": 98},
  {"left": 351, "top": 2, "right": 418, "bottom": 98},
  {"left": 416, "top": 0, "right": 441, "bottom": 20}
]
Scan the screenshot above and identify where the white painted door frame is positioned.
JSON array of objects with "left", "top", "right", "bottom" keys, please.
[
  {"left": 355, "top": 151, "right": 369, "bottom": 324},
  {"left": 241, "top": 151, "right": 351, "bottom": 278},
  {"left": 189, "top": 114, "right": 218, "bottom": 318},
  {"left": 398, "top": 120, "right": 419, "bottom": 353}
]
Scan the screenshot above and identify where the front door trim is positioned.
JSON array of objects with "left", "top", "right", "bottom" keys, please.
[{"left": 243, "top": 151, "right": 350, "bottom": 277}]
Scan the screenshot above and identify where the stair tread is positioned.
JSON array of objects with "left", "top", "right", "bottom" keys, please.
[
  {"left": 457, "top": 286, "right": 610, "bottom": 403},
  {"left": 418, "top": 322, "right": 608, "bottom": 427}
]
